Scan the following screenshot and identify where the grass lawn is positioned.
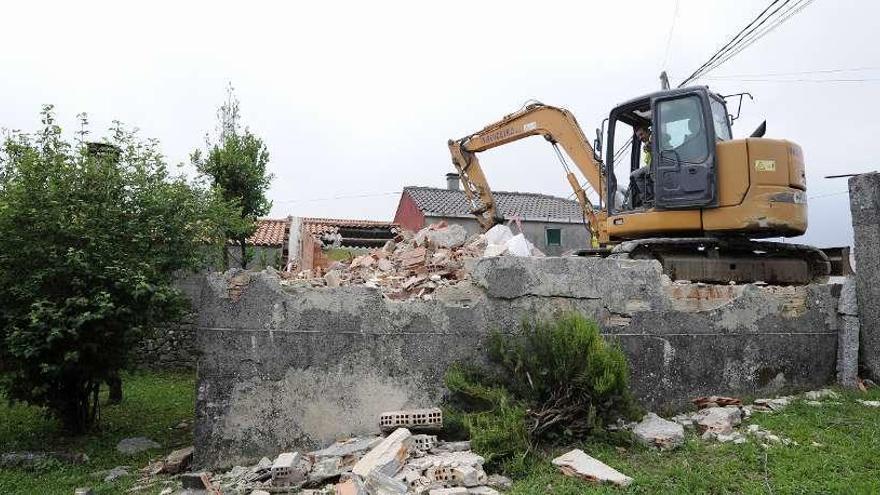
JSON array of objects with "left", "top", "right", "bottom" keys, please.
[
  {"left": 2, "top": 374, "right": 879, "bottom": 495},
  {"left": 0, "top": 371, "right": 195, "bottom": 495},
  {"left": 508, "top": 387, "right": 880, "bottom": 494}
]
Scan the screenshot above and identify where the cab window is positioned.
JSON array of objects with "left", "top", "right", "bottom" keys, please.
[
  {"left": 710, "top": 98, "right": 732, "bottom": 141},
  {"left": 657, "top": 96, "right": 708, "bottom": 164}
]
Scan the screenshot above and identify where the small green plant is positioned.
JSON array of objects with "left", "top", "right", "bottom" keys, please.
[
  {"left": 488, "top": 312, "right": 640, "bottom": 441},
  {"left": 443, "top": 312, "right": 640, "bottom": 470}
]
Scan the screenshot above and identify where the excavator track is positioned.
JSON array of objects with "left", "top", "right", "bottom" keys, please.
[{"left": 604, "top": 237, "right": 831, "bottom": 285}]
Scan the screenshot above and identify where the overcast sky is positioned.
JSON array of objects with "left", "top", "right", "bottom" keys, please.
[{"left": 2, "top": 0, "right": 876, "bottom": 247}]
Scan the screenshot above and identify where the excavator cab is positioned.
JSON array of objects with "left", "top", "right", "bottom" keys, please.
[{"left": 606, "top": 87, "right": 729, "bottom": 214}]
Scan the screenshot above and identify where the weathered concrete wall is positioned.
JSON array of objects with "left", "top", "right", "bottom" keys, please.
[
  {"left": 850, "top": 172, "right": 880, "bottom": 379},
  {"left": 194, "top": 257, "right": 844, "bottom": 469}
]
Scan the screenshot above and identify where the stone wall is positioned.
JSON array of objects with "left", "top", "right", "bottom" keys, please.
[
  {"left": 849, "top": 172, "right": 879, "bottom": 379},
  {"left": 133, "top": 273, "right": 204, "bottom": 370},
  {"left": 193, "top": 257, "right": 846, "bottom": 469}
]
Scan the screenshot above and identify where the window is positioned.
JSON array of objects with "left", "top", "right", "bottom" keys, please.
[
  {"left": 710, "top": 97, "right": 732, "bottom": 141},
  {"left": 546, "top": 228, "right": 561, "bottom": 246},
  {"left": 657, "top": 96, "right": 709, "bottom": 164}
]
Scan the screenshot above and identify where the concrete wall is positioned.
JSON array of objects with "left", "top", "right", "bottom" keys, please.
[
  {"left": 193, "top": 257, "right": 845, "bottom": 469},
  {"left": 424, "top": 216, "right": 589, "bottom": 256},
  {"left": 849, "top": 172, "right": 879, "bottom": 379}
]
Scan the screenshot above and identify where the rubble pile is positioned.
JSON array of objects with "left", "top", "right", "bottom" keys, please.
[
  {"left": 205, "top": 429, "right": 510, "bottom": 494},
  {"left": 283, "top": 222, "right": 542, "bottom": 300}
]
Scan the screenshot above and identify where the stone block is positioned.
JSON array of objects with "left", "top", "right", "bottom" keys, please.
[
  {"left": 551, "top": 449, "right": 632, "bottom": 487},
  {"left": 353, "top": 428, "right": 413, "bottom": 478},
  {"left": 632, "top": 413, "right": 685, "bottom": 450},
  {"left": 365, "top": 469, "right": 409, "bottom": 495}
]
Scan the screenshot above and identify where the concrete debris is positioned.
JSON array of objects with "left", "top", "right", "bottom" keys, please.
[
  {"left": 102, "top": 466, "right": 130, "bottom": 482},
  {"left": 632, "top": 413, "right": 685, "bottom": 450},
  {"left": 803, "top": 389, "right": 840, "bottom": 401},
  {"left": 551, "top": 449, "right": 632, "bottom": 487},
  {"left": 380, "top": 408, "right": 443, "bottom": 433},
  {"left": 312, "top": 437, "right": 383, "bottom": 459},
  {"left": 485, "top": 474, "right": 513, "bottom": 490},
  {"left": 154, "top": 446, "right": 193, "bottom": 475},
  {"left": 309, "top": 456, "right": 345, "bottom": 485},
  {"left": 353, "top": 428, "right": 414, "bottom": 477},
  {"left": 430, "top": 441, "right": 470, "bottom": 454},
  {"left": 196, "top": 432, "right": 500, "bottom": 494},
  {"left": 694, "top": 406, "right": 742, "bottom": 435},
  {"left": 366, "top": 469, "right": 409, "bottom": 494},
  {"left": 285, "top": 222, "right": 544, "bottom": 300},
  {"left": 74, "top": 489, "right": 94, "bottom": 495},
  {"left": 857, "top": 399, "right": 880, "bottom": 407},
  {"left": 752, "top": 396, "right": 793, "bottom": 412},
  {"left": 272, "top": 451, "right": 311, "bottom": 485},
  {"left": 692, "top": 396, "right": 742, "bottom": 409},
  {"left": 428, "top": 488, "right": 468, "bottom": 495},
  {"left": 336, "top": 477, "right": 368, "bottom": 495},
  {"left": 180, "top": 472, "right": 213, "bottom": 490},
  {"left": 744, "top": 424, "right": 796, "bottom": 446},
  {"left": 412, "top": 435, "right": 439, "bottom": 453},
  {"left": 116, "top": 437, "right": 160, "bottom": 455}
]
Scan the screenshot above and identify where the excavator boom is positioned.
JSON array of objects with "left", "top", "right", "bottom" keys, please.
[{"left": 448, "top": 103, "right": 608, "bottom": 243}]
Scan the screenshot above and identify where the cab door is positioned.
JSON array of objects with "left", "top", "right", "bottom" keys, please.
[{"left": 652, "top": 92, "right": 718, "bottom": 209}]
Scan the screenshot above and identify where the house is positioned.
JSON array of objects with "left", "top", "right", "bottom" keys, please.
[
  {"left": 228, "top": 217, "right": 291, "bottom": 269},
  {"left": 292, "top": 217, "right": 400, "bottom": 272},
  {"left": 393, "top": 174, "right": 590, "bottom": 255}
]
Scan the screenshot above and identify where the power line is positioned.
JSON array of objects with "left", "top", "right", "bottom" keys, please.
[
  {"left": 696, "top": 0, "right": 816, "bottom": 78},
  {"left": 706, "top": 66, "right": 880, "bottom": 78},
  {"left": 703, "top": 77, "right": 880, "bottom": 83},
  {"left": 661, "top": 0, "right": 680, "bottom": 70},
  {"left": 679, "top": 0, "right": 786, "bottom": 87}
]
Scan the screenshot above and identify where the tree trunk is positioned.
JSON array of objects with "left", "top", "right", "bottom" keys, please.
[
  {"left": 240, "top": 238, "right": 248, "bottom": 268},
  {"left": 106, "top": 373, "right": 123, "bottom": 404}
]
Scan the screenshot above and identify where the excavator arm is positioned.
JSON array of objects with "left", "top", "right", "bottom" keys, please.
[{"left": 447, "top": 103, "right": 608, "bottom": 244}]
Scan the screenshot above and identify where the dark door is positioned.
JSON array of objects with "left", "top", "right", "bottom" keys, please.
[{"left": 651, "top": 93, "right": 717, "bottom": 209}]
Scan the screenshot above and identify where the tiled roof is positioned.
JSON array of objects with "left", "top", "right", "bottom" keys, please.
[
  {"left": 402, "top": 186, "right": 585, "bottom": 223},
  {"left": 246, "top": 218, "right": 289, "bottom": 246},
  {"left": 302, "top": 217, "right": 400, "bottom": 236},
  {"left": 302, "top": 217, "right": 400, "bottom": 249}
]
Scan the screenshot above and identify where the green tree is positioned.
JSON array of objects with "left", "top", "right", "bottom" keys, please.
[
  {"left": 0, "top": 106, "right": 237, "bottom": 432},
  {"left": 192, "top": 85, "right": 273, "bottom": 269}
]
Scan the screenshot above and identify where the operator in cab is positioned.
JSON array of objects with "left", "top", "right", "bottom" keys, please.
[{"left": 628, "top": 125, "right": 653, "bottom": 208}]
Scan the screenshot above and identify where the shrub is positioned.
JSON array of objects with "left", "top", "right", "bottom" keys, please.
[
  {"left": 487, "top": 312, "right": 640, "bottom": 441},
  {"left": 443, "top": 312, "right": 640, "bottom": 463}
]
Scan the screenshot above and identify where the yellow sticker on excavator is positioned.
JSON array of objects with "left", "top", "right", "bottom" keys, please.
[{"left": 755, "top": 160, "right": 776, "bottom": 172}]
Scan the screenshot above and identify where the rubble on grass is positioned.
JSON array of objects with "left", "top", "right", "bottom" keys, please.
[
  {"left": 692, "top": 396, "right": 742, "bottom": 409},
  {"left": 282, "top": 222, "right": 542, "bottom": 301},
  {"left": 551, "top": 449, "right": 632, "bottom": 487},
  {"left": 803, "top": 389, "right": 840, "bottom": 401},
  {"left": 631, "top": 413, "right": 685, "bottom": 450},
  {"left": 197, "top": 428, "right": 502, "bottom": 494},
  {"left": 857, "top": 399, "right": 880, "bottom": 407},
  {"left": 752, "top": 396, "right": 793, "bottom": 412}
]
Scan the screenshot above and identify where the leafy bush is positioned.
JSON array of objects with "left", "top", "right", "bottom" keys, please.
[
  {"left": 0, "top": 107, "right": 239, "bottom": 432},
  {"left": 443, "top": 312, "right": 640, "bottom": 466}
]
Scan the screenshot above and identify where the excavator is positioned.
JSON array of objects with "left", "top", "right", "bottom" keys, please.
[{"left": 447, "top": 86, "right": 831, "bottom": 285}]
